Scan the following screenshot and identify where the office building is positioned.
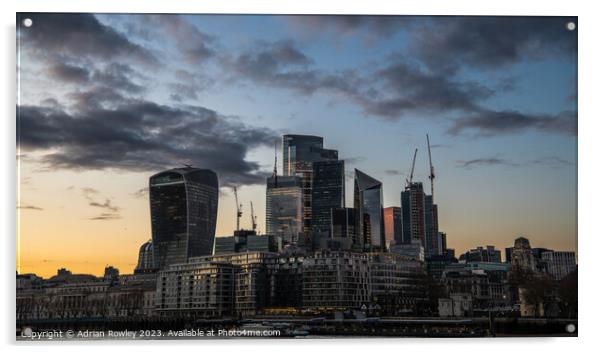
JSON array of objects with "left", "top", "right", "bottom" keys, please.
[
  {"left": 383, "top": 206, "right": 402, "bottom": 249},
  {"left": 424, "top": 195, "right": 440, "bottom": 256},
  {"left": 265, "top": 175, "right": 303, "bottom": 245},
  {"left": 390, "top": 239, "right": 425, "bottom": 262},
  {"left": 302, "top": 251, "right": 371, "bottom": 309},
  {"left": 311, "top": 159, "right": 345, "bottom": 237},
  {"left": 149, "top": 167, "right": 218, "bottom": 269},
  {"left": 541, "top": 251, "right": 577, "bottom": 280},
  {"left": 281, "top": 134, "right": 342, "bottom": 248},
  {"left": 437, "top": 232, "right": 447, "bottom": 255},
  {"left": 459, "top": 246, "right": 502, "bottom": 263},
  {"left": 328, "top": 207, "right": 358, "bottom": 250},
  {"left": 354, "top": 169, "right": 385, "bottom": 249},
  {"left": 213, "top": 230, "right": 280, "bottom": 255},
  {"left": 401, "top": 182, "right": 426, "bottom": 247}
]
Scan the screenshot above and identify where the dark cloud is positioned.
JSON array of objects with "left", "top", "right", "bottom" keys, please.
[
  {"left": 139, "top": 14, "right": 216, "bottom": 64},
  {"left": 81, "top": 187, "right": 120, "bottom": 212},
  {"left": 384, "top": 169, "right": 402, "bottom": 176},
  {"left": 131, "top": 187, "right": 149, "bottom": 199},
  {"left": 47, "top": 62, "right": 90, "bottom": 83},
  {"left": 342, "top": 156, "right": 366, "bottom": 165},
  {"left": 457, "top": 155, "right": 574, "bottom": 169},
  {"left": 456, "top": 158, "right": 519, "bottom": 169},
  {"left": 18, "top": 91, "right": 279, "bottom": 186},
  {"left": 168, "top": 70, "right": 215, "bottom": 101},
  {"left": 361, "top": 60, "right": 493, "bottom": 118},
  {"left": 226, "top": 40, "right": 575, "bottom": 137},
  {"left": 89, "top": 199, "right": 120, "bottom": 212},
  {"left": 408, "top": 16, "right": 577, "bottom": 73},
  {"left": 449, "top": 109, "right": 577, "bottom": 136},
  {"left": 18, "top": 13, "right": 158, "bottom": 66},
  {"left": 88, "top": 213, "right": 121, "bottom": 221},
  {"left": 17, "top": 204, "right": 43, "bottom": 211},
  {"left": 91, "top": 63, "right": 145, "bottom": 93},
  {"left": 44, "top": 62, "right": 146, "bottom": 96},
  {"left": 288, "top": 15, "right": 407, "bottom": 41},
  {"left": 528, "top": 156, "right": 574, "bottom": 168}
]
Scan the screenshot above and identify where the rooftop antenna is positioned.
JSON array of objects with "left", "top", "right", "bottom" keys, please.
[
  {"left": 427, "top": 134, "right": 435, "bottom": 199},
  {"left": 250, "top": 201, "right": 257, "bottom": 231},
  {"left": 406, "top": 148, "right": 418, "bottom": 186},
  {"left": 233, "top": 186, "right": 243, "bottom": 231}
]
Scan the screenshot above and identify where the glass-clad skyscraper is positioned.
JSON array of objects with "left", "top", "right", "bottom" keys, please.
[
  {"left": 354, "top": 169, "right": 385, "bottom": 249},
  {"left": 383, "top": 206, "right": 402, "bottom": 249},
  {"left": 401, "top": 182, "right": 426, "bottom": 247},
  {"left": 311, "top": 160, "right": 345, "bottom": 236},
  {"left": 149, "top": 167, "right": 218, "bottom": 269},
  {"left": 265, "top": 175, "right": 303, "bottom": 245},
  {"left": 424, "top": 195, "right": 440, "bottom": 257},
  {"left": 280, "top": 134, "right": 343, "bottom": 247}
]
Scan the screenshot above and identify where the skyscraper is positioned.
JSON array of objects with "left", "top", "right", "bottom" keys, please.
[
  {"left": 311, "top": 160, "right": 345, "bottom": 236},
  {"left": 330, "top": 207, "right": 358, "bottom": 250},
  {"left": 266, "top": 175, "right": 303, "bottom": 246},
  {"left": 149, "top": 167, "right": 218, "bottom": 269},
  {"left": 424, "top": 195, "right": 440, "bottom": 257},
  {"left": 401, "top": 182, "right": 426, "bottom": 248},
  {"left": 354, "top": 169, "right": 385, "bottom": 249},
  {"left": 280, "top": 134, "right": 343, "bottom": 247},
  {"left": 383, "top": 206, "right": 402, "bottom": 249}
]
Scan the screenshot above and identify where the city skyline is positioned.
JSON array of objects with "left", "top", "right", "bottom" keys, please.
[{"left": 17, "top": 14, "right": 577, "bottom": 277}]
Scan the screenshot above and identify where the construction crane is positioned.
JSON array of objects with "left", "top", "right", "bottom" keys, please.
[
  {"left": 250, "top": 201, "right": 257, "bottom": 231},
  {"left": 406, "top": 148, "right": 418, "bottom": 186},
  {"left": 233, "top": 186, "right": 243, "bottom": 231},
  {"left": 427, "top": 134, "right": 436, "bottom": 199},
  {"left": 272, "top": 140, "right": 278, "bottom": 187}
]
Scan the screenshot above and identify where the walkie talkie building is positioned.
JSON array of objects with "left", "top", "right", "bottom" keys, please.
[{"left": 149, "top": 167, "right": 218, "bottom": 269}]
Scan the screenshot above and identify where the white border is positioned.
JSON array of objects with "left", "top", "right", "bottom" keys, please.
[{"left": 3, "top": 0, "right": 598, "bottom": 352}]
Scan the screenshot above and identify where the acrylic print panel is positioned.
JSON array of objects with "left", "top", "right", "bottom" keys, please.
[{"left": 16, "top": 13, "right": 577, "bottom": 340}]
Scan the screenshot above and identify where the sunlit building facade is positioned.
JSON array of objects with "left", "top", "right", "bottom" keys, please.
[{"left": 383, "top": 206, "right": 402, "bottom": 249}]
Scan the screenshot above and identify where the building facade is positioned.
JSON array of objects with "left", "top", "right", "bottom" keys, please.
[
  {"left": 383, "top": 206, "right": 402, "bottom": 249},
  {"left": 354, "top": 169, "right": 385, "bottom": 250},
  {"left": 541, "top": 251, "right": 577, "bottom": 280},
  {"left": 265, "top": 175, "right": 303, "bottom": 246},
  {"left": 401, "top": 182, "right": 426, "bottom": 247},
  {"left": 149, "top": 167, "right": 218, "bottom": 269}
]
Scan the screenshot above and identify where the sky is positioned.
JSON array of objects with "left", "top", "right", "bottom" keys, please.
[{"left": 16, "top": 14, "right": 577, "bottom": 277}]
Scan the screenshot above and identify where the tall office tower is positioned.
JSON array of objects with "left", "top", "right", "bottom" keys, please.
[
  {"left": 330, "top": 207, "right": 358, "bottom": 250},
  {"left": 437, "top": 232, "right": 447, "bottom": 256},
  {"left": 266, "top": 175, "right": 303, "bottom": 246},
  {"left": 311, "top": 160, "right": 345, "bottom": 236},
  {"left": 383, "top": 206, "right": 402, "bottom": 249},
  {"left": 281, "top": 134, "right": 342, "bottom": 246},
  {"left": 149, "top": 167, "right": 218, "bottom": 269},
  {"left": 424, "top": 195, "right": 440, "bottom": 257},
  {"left": 401, "top": 182, "right": 426, "bottom": 248},
  {"left": 541, "top": 251, "right": 577, "bottom": 280},
  {"left": 354, "top": 169, "right": 385, "bottom": 249}
]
